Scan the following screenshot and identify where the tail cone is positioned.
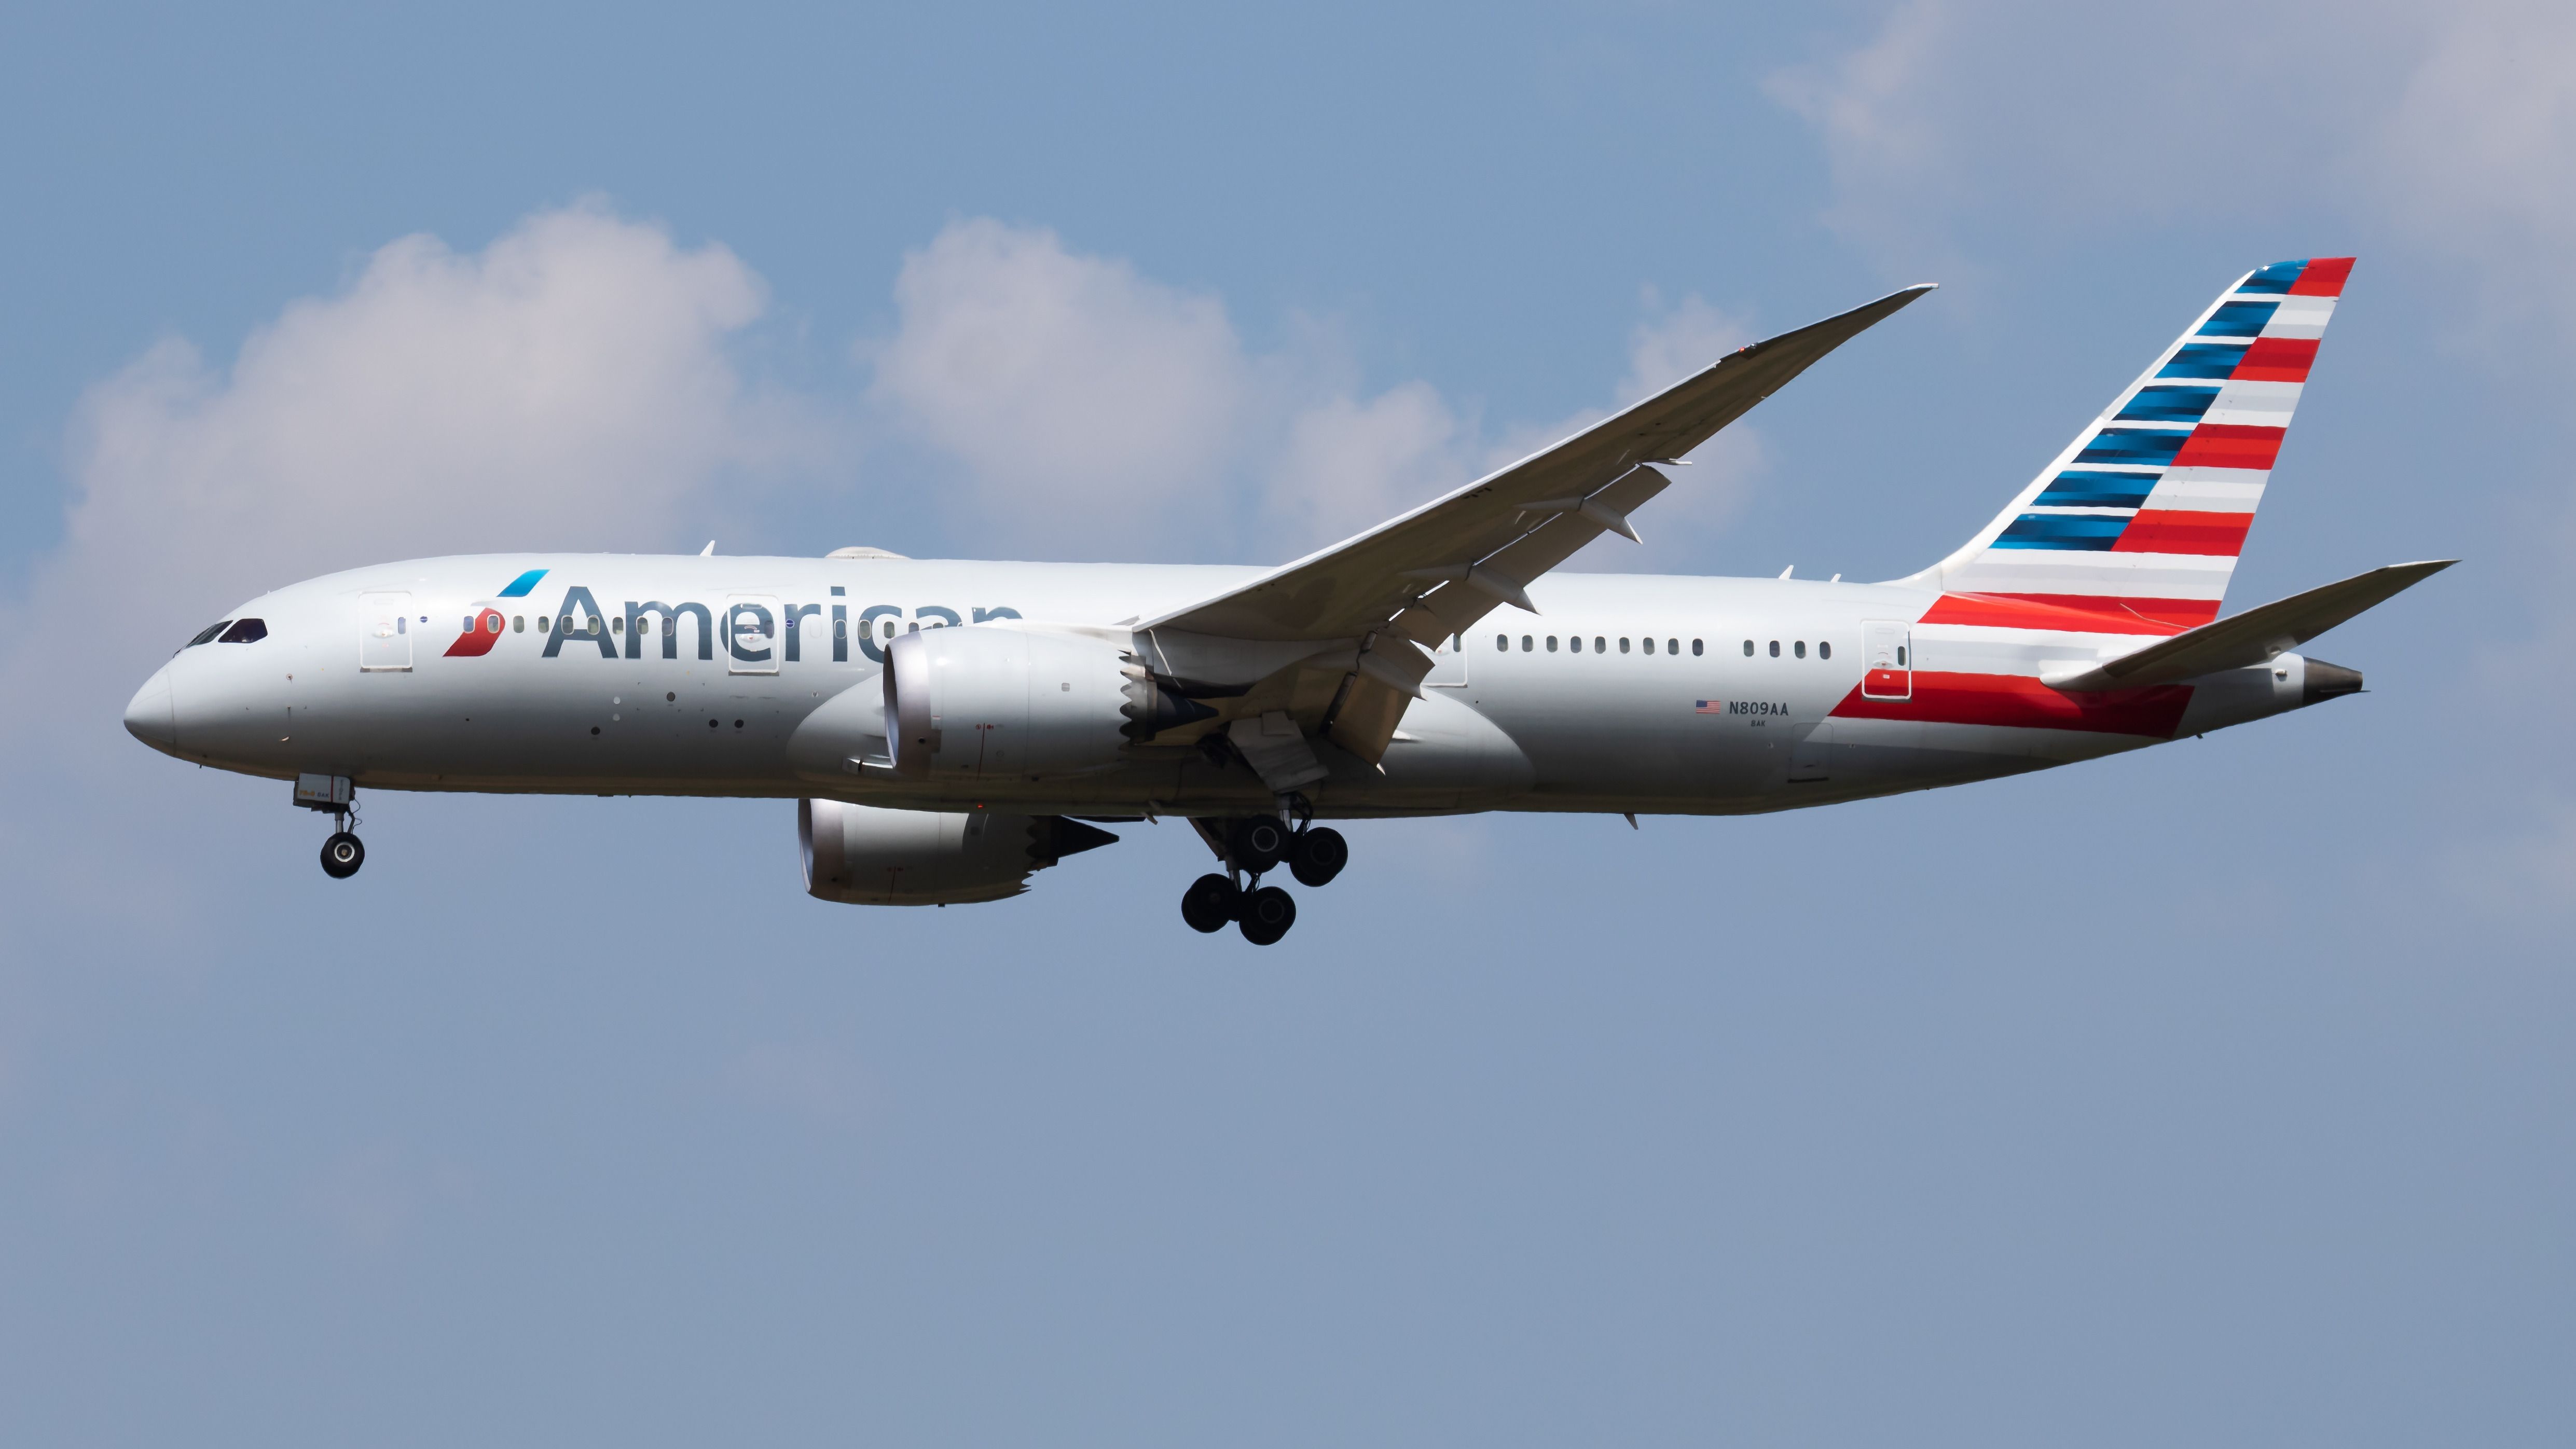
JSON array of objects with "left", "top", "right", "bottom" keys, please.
[{"left": 2303, "top": 657, "right": 2364, "bottom": 703}]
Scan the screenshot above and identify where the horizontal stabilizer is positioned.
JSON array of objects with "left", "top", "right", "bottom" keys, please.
[{"left": 2049, "top": 559, "right": 2454, "bottom": 691}]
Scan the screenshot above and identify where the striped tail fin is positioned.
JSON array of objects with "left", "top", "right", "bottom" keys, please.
[{"left": 1902, "top": 257, "right": 2353, "bottom": 636}]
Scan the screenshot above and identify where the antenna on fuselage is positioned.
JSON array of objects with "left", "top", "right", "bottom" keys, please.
[{"left": 700, "top": 541, "right": 715, "bottom": 556}]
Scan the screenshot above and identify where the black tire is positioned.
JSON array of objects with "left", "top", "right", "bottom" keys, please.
[
  {"left": 1227, "top": 816, "right": 1290, "bottom": 873},
  {"left": 1237, "top": 885, "right": 1296, "bottom": 945},
  {"left": 1181, "top": 873, "right": 1240, "bottom": 933},
  {"left": 1288, "top": 826, "right": 1348, "bottom": 888},
  {"left": 320, "top": 831, "right": 365, "bottom": 879}
]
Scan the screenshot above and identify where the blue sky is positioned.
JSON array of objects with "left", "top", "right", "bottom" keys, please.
[{"left": 4, "top": 3, "right": 2571, "bottom": 1444}]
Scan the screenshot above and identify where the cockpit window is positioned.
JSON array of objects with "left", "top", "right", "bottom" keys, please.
[
  {"left": 217, "top": 618, "right": 268, "bottom": 643},
  {"left": 187, "top": 621, "right": 232, "bottom": 647}
]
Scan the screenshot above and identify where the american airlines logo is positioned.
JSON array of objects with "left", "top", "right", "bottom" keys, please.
[{"left": 444, "top": 569, "right": 1017, "bottom": 667}]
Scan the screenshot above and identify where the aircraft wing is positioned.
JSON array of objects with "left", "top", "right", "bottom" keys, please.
[
  {"left": 1145, "top": 284, "right": 1935, "bottom": 647},
  {"left": 1136, "top": 283, "right": 1934, "bottom": 769}
]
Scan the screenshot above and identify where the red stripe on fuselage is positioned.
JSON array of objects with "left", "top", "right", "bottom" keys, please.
[
  {"left": 2286, "top": 256, "right": 2354, "bottom": 296},
  {"left": 2111, "top": 510, "right": 2254, "bottom": 556},
  {"left": 2233, "top": 337, "right": 2316, "bottom": 383},
  {"left": 1918, "top": 593, "right": 2214, "bottom": 634},
  {"left": 1830, "top": 672, "right": 2195, "bottom": 737},
  {"left": 2169, "top": 424, "right": 2283, "bottom": 471}
]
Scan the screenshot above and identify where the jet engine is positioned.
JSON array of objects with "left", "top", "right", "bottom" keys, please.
[
  {"left": 799, "top": 798, "right": 1118, "bottom": 905},
  {"left": 881, "top": 626, "right": 1217, "bottom": 779}
]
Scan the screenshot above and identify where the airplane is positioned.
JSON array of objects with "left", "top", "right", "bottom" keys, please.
[{"left": 122, "top": 256, "right": 2448, "bottom": 944}]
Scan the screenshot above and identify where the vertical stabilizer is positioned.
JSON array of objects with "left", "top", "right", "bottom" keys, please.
[{"left": 1899, "top": 257, "right": 2352, "bottom": 634}]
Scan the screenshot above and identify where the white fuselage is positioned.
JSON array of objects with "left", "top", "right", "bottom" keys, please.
[{"left": 125, "top": 553, "right": 2330, "bottom": 820}]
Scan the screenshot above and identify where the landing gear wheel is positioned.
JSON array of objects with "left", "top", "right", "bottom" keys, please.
[
  {"left": 1181, "top": 873, "right": 1241, "bottom": 933},
  {"left": 1227, "top": 816, "right": 1290, "bottom": 873},
  {"left": 1288, "top": 826, "right": 1348, "bottom": 887},
  {"left": 1237, "top": 885, "right": 1296, "bottom": 945},
  {"left": 320, "top": 831, "right": 365, "bottom": 879}
]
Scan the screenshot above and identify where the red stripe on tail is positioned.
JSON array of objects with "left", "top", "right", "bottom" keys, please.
[
  {"left": 2112, "top": 510, "right": 2255, "bottom": 557},
  {"left": 2232, "top": 337, "right": 2317, "bottom": 383},
  {"left": 2287, "top": 257, "right": 2354, "bottom": 297},
  {"left": 2170, "top": 424, "right": 2284, "bottom": 471}
]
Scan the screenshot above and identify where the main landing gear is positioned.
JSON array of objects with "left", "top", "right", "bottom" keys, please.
[{"left": 1179, "top": 801, "right": 1347, "bottom": 945}]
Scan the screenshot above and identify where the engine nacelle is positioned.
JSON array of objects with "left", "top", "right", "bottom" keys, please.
[
  {"left": 799, "top": 799, "right": 1118, "bottom": 906},
  {"left": 882, "top": 625, "right": 1214, "bottom": 779}
]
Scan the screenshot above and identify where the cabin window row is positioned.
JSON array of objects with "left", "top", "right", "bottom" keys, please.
[
  {"left": 1489, "top": 633, "right": 1834, "bottom": 660},
  {"left": 1497, "top": 633, "right": 1704, "bottom": 656},
  {"left": 1741, "top": 639, "right": 1830, "bottom": 659}
]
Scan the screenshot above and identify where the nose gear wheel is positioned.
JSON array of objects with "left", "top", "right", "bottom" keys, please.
[{"left": 320, "top": 831, "right": 365, "bottom": 879}]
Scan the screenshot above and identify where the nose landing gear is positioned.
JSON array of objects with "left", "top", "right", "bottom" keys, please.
[
  {"left": 1179, "top": 802, "right": 1342, "bottom": 944},
  {"left": 295, "top": 773, "right": 365, "bottom": 880}
]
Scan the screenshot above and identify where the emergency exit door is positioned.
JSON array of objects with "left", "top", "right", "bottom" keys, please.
[
  {"left": 360, "top": 591, "right": 413, "bottom": 672},
  {"left": 1862, "top": 620, "right": 1911, "bottom": 700}
]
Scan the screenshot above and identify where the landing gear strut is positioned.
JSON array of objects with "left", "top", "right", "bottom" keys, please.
[{"left": 1177, "top": 803, "right": 1345, "bottom": 944}]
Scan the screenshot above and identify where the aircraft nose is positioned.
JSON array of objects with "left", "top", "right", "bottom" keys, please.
[{"left": 124, "top": 665, "right": 178, "bottom": 751}]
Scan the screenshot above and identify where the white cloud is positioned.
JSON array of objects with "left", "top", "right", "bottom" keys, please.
[
  {"left": 1263, "top": 382, "right": 1473, "bottom": 550},
  {"left": 1765, "top": 1, "right": 2576, "bottom": 329},
  {"left": 2370, "top": 3, "right": 2576, "bottom": 329},
  {"left": 0, "top": 203, "right": 811, "bottom": 944},
  {"left": 867, "top": 219, "right": 1250, "bottom": 554},
  {"left": 864, "top": 219, "right": 1774, "bottom": 565},
  {"left": 67, "top": 201, "right": 795, "bottom": 628}
]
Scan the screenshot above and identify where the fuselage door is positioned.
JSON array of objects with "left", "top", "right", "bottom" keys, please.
[
  {"left": 360, "top": 591, "right": 414, "bottom": 672},
  {"left": 725, "top": 594, "right": 781, "bottom": 675},
  {"left": 1862, "top": 620, "right": 1911, "bottom": 700},
  {"left": 1425, "top": 633, "right": 1469, "bottom": 687}
]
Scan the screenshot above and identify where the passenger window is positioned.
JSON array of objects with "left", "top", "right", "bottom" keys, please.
[
  {"left": 1742, "top": 639, "right": 1754, "bottom": 656},
  {"left": 1546, "top": 636, "right": 1559, "bottom": 652},
  {"left": 188, "top": 621, "right": 232, "bottom": 647},
  {"left": 1897, "top": 646, "right": 1907, "bottom": 666},
  {"left": 217, "top": 618, "right": 267, "bottom": 643},
  {"left": 1769, "top": 641, "right": 1780, "bottom": 657},
  {"left": 486, "top": 614, "right": 502, "bottom": 633},
  {"left": 1794, "top": 641, "right": 1806, "bottom": 658},
  {"left": 1668, "top": 639, "right": 1679, "bottom": 655},
  {"left": 512, "top": 615, "right": 524, "bottom": 632},
  {"left": 1496, "top": 633, "right": 1508, "bottom": 651},
  {"left": 1594, "top": 636, "right": 1606, "bottom": 653},
  {"left": 612, "top": 616, "right": 624, "bottom": 634},
  {"left": 1691, "top": 639, "right": 1703, "bottom": 656},
  {"left": 1571, "top": 636, "right": 1582, "bottom": 653},
  {"left": 1819, "top": 641, "right": 1831, "bottom": 660},
  {"left": 1619, "top": 638, "right": 1631, "bottom": 654},
  {"left": 1642, "top": 638, "right": 1654, "bottom": 655},
  {"left": 1522, "top": 634, "right": 1533, "bottom": 652}
]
